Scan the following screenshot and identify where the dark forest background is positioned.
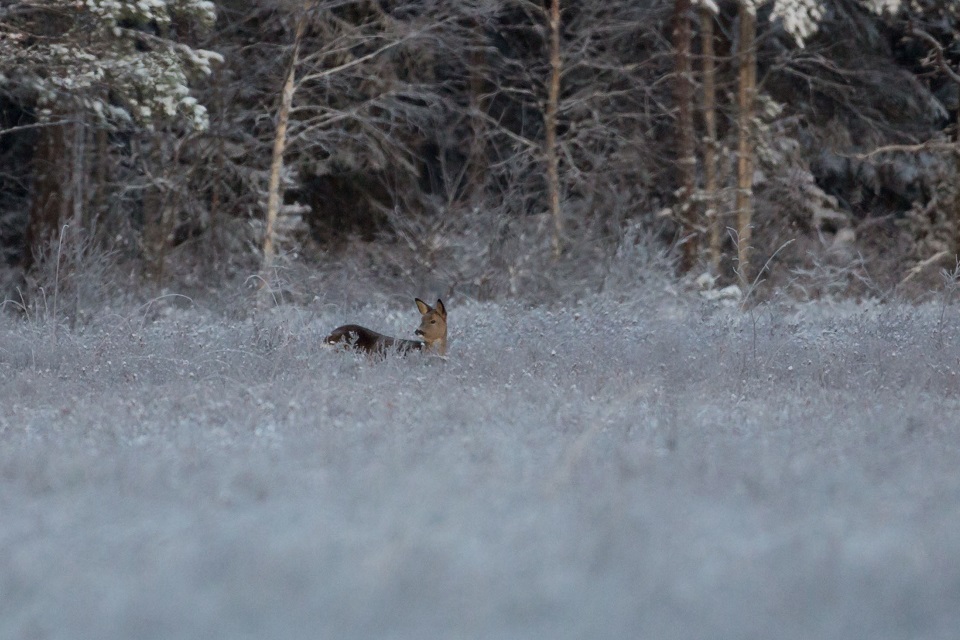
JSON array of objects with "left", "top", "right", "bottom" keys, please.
[{"left": 2, "top": 0, "right": 959, "bottom": 313}]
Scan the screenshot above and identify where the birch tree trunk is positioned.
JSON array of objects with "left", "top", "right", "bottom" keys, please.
[
  {"left": 545, "top": 0, "right": 563, "bottom": 260},
  {"left": 260, "top": 10, "right": 307, "bottom": 302},
  {"left": 700, "top": 5, "right": 721, "bottom": 273},
  {"left": 735, "top": 1, "right": 757, "bottom": 287},
  {"left": 672, "top": 0, "right": 697, "bottom": 270}
]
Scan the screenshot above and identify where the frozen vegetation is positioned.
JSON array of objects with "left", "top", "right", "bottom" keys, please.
[{"left": 2, "top": 288, "right": 960, "bottom": 639}]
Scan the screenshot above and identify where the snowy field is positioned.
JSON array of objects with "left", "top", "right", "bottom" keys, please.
[{"left": 2, "top": 290, "right": 960, "bottom": 639}]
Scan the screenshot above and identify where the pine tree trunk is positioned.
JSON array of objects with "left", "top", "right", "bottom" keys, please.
[
  {"left": 700, "top": 6, "right": 720, "bottom": 274},
  {"left": 141, "top": 136, "right": 183, "bottom": 287},
  {"left": 24, "top": 121, "right": 72, "bottom": 271},
  {"left": 545, "top": 0, "right": 563, "bottom": 260},
  {"left": 92, "top": 126, "right": 109, "bottom": 224},
  {"left": 467, "top": 22, "right": 489, "bottom": 202},
  {"left": 209, "top": 68, "right": 226, "bottom": 274},
  {"left": 68, "top": 116, "right": 85, "bottom": 231},
  {"left": 672, "top": 0, "right": 697, "bottom": 270},
  {"left": 735, "top": 2, "right": 757, "bottom": 288},
  {"left": 21, "top": 13, "right": 75, "bottom": 274},
  {"left": 260, "top": 10, "right": 307, "bottom": 303},
  {"left": 953, "top": 106, "right": 960, "bottom": 263},
  {"left": 141, "top": 140, "right": 167, "bottom": 284}
]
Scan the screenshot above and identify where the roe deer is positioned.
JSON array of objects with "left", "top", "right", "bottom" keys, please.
[{"left": 325, "top": 298, "right": 447, "bottom": 356}]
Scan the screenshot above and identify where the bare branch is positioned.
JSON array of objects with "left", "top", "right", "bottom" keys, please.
[
  {"left": 907, "top": 24, "right": 960, "bottom": 87},
  {"left": 0, "top": 119, "right": 76, "bottom": 138},
  {"left": 851, "top": 140, "right": 958, "bottom": 159},
  {"left": 297, "top": 18, "right": 455, "bottom": 85}
]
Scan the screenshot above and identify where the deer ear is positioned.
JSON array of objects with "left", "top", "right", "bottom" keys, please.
[
  {"left": 435, "top": 299, "right": 446, "bottom": 319},
  {"left": 415, "top": 298, "right": 430, "bottom": 315}
]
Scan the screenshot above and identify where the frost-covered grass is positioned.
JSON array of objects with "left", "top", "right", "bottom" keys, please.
[{"left": 2, "top": 291, "right": 960, "bottom": 639}]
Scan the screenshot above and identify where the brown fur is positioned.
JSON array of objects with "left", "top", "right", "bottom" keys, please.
[{"left": 325, "top": 298, "right": 447, "bottom": 356}]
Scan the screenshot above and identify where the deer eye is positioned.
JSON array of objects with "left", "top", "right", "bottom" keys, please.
[{"left": 430, "top": 320, "right": 436, "bottom": 324}]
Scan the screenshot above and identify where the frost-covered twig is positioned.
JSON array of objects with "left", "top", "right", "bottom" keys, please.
[
  {"left": 852, "top": 141, "right": 958, "bottom": 159},
  {"left": 901, "top": 249, "right": 951, "bottom": 286}
]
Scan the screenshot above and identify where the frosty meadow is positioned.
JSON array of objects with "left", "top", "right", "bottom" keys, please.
[
  {"left": 2, "top": 290, "right": 960, "bottom": 639},
  {"left": 4, "top": 1, "right": 960, "bottom": 636}
]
